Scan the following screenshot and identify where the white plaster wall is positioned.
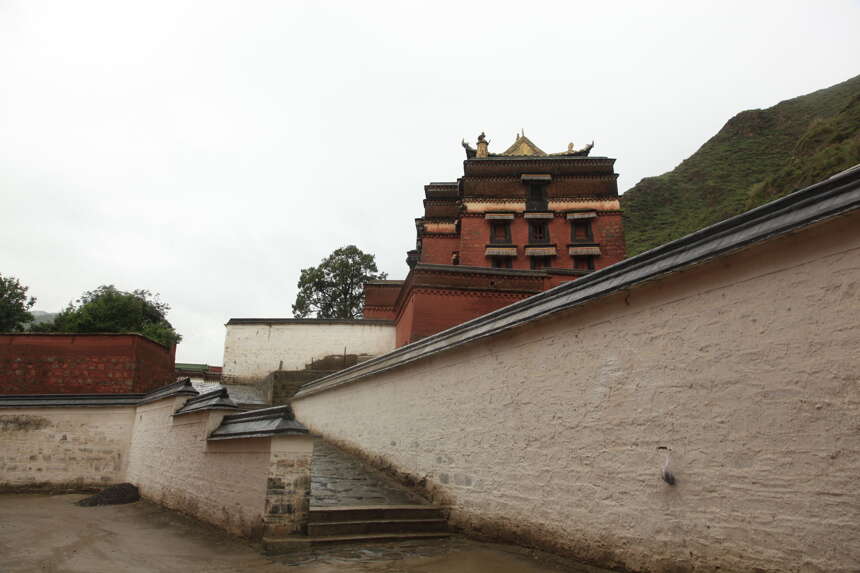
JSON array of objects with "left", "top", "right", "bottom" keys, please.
[
  {"left": 0, "top": 407, "right": 135, "bottom": 488},
  {"left": 292, "top": 213, "right": 860, "bottom": 573},
  {"left": 125, "top": 397, "right": 271, "bottom": 537},
  {"left": 222, "top": 322, "right": 396, "bottom": 383}
]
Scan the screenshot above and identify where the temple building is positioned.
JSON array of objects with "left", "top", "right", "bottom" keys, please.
[{"left": 364, "top": 131, "right": 626, "bottom": 346}]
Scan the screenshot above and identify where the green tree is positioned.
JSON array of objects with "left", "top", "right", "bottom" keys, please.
[
  {"left": 292, "top": 245, "right": 387, "bottom": 319},
  {"left": 0, "top": 274, "right": 37, "bottom": 331},
  {"left": 49, "top": 285, "right": 181, "bottom": 347}
]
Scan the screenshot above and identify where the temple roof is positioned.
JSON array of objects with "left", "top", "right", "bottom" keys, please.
[
  {"left": 463, "top": 131, "right": 594, "bottom": 159},
  {"left": 501, "top": 133, "right": 546, "bottom": 156}
]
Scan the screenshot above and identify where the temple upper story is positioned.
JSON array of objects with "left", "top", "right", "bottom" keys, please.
[
  {"left": 365, "top": 131, "right": 626, "bottom": 346},
  {"left": 417, "top": 132, "right": 623, "bottom": 271}
]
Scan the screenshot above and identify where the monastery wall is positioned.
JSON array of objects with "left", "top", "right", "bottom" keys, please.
[
  {"left": 292, "top": 210, "right": 860, "bottom": 573},
  {"left": 222, "top": 319, "right": 395, "bottom": 384},
  {"left": 1, "top": 389, "right": 313, "bottom": 541},
  {"left": 125, "top": 396, "right": 271, "bottom": 538},
  {"left": 0, "top": 406, "right": 135, "bottom": 490}
]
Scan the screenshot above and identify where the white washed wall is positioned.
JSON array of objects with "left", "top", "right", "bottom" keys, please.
[
  {"left": 222, "top": 322, "right": 395, "bottom": 384},
  {"left": 292, "top": 213, "right": 860, "bottom": 573},
  {"left": 0, "top": 407, "right": 135, "bottom": 488}
]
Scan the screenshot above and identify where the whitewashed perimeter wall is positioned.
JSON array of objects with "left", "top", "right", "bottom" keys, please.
[
  {"left": 125, "top": 397, "right": 271, "bottom": 537},
  {"left": 0, "top": 407, "right": 135, "bottom": 489},
  {"left": 0, "top": 396, "right": 304, "bottom": 540},
  {"left": 292, "top": 213, "right": 860, "bottom": 573},
  {"left": 222, "top": 322, "right": 396, "bottom": 384}
]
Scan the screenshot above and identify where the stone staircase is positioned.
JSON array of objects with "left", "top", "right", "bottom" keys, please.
[
  {"left": 264, "top": 438, "right": 448, "bottom": 552},
  {"left": 307, "top": 505, "right": 448, "bottom": 541}
]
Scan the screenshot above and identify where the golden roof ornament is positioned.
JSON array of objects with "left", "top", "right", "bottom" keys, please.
[
  {"left": 476, "top": 131, "right": 490, "bottom": 158},
  {"left": 461, "top": 131, "right": 594, "bottom": 158}
]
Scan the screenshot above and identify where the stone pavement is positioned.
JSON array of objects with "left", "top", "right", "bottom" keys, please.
[{"left": 310, "top": 438, "right": 428, "bottom": 507}]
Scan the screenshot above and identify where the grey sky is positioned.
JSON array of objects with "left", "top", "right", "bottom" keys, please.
[{"left": 2, "top": 1, "right": 858, "bottom": 364}]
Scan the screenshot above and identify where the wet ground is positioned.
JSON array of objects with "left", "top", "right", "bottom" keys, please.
[{"left": 0, "top": 494, "right": 614, "bottom": 573}]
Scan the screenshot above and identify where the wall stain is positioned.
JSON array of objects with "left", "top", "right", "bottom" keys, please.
[{"left": 0, "top": 415, "right": 50, "bottom": 432}]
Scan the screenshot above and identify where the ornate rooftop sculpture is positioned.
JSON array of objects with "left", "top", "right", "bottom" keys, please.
[{"left": 461, "top": 130, "right": 594, "bottom": 158}]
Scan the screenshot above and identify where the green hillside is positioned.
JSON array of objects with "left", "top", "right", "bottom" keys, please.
[{"left": 622, "top": 74, "right": 860, "bottom": 256}]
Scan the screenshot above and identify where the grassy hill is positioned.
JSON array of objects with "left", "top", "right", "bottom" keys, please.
[{"left": 622, "top": 74, "right": 860, "bottom": 256}]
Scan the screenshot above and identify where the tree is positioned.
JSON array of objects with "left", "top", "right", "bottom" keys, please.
[
  {"left": 48, "top": 285, "right": 181, "bottom": 347},
  {"left": 0, "top": 274, "right": 36, "bottom": 332},
  {"left": 292, "top": 245, "right": 387, "bottom": 319}
]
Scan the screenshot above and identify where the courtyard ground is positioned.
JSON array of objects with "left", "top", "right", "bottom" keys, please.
[{"left": 0, "top": 494, "right": 614, "bottom": 573}]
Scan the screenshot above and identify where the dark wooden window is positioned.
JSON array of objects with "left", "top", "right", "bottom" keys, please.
[
  {"left": 526, "top": 183, "right": 548, "bottom": 211},
  {"left": 573, "top": 256, "right": 595, "bottom": 271},
  {"left": 489, "top": 221, "right": 511, "bottom": 244},
  {"left": 571, "top": 220, "right": 593, "bottom": 243},
  {"left": 491, "top": 257, "right": 512, "bottom": 269},
  {"left": 530, "top": 255, "right": 552, "bottom": 270},
  {"left": 529, "top": 220, "right": 549, "bottom": 243}
]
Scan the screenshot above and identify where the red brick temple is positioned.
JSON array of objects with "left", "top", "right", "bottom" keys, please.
[{"left": 364, "top": 131, "right": 626, "bottom": 346}]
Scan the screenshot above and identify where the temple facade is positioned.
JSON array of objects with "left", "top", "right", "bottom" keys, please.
[{"left": 365, "top": 132, "right": 626, "bottom": 346}]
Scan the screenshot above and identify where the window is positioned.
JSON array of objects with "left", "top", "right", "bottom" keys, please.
[
  {"left": 573, "top": 256, "right": 595, "bottom": 271},
  {"left": 489, "top": 221, "right": 511, "bottom": 244},
  {"left": 571, "top": 220, "right": 593, "bottom": 243},
  {"left": 530, "top": 255, "right": 552, "bottom": 270},
  {"left": 529, "top": 220, "right": 549, "bottom": 243},
  {"left": 491, "top": 257, "right": 512, "bottom": 269},
  {"left": 526, "top": 183, "right": 548, "bottom": 211}
]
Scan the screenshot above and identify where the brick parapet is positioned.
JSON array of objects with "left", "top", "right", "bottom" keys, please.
[{"left": 0, "top": 334, "right": 174, "bottom": 395}]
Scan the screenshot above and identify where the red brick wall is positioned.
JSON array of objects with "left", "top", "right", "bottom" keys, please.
[
  {"left": 594, "top": 212, "right": 626, "bottom": 265},
  {"left": 396, "top": 289, "right": 531, "bottom": 346},
  {"left": 458, "top": 214, "right": 626, "bottom": 271},
  {"left": 0, "top": 334, "right": 175, "bottom": 395},
  {"left": 131, "top": 336, "right": 176, "bottom": 393},
  {"left": 395, "top": 293, "right": 417, "bottom": 347},
  {"left": 420, "top": 235, "right": 461, "bottom": 265},
  {"left": 363, "top": 283, "right": 402, "bottom": 320}
]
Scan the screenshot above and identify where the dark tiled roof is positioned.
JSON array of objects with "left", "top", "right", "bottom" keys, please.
[
  {"left": 137, "top": 378, "right": 198, "bottom": 405},
  {"left": 208, "top": 405, "right": 308, "bottom": 440},
  {"left": 173, "top": 387, "right": 239, "bottom": 416}
]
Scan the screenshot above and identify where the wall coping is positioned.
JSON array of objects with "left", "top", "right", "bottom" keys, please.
[
  {"left": 0, "top": 332, "right": 172, "bottom": 351},
  {"left": 137, "top": 378, "right": 199, "bottom": 405},
  {"left": 0, "top": 394, "right": 145, "bottom": 408},
  {"left": 294, "top": 164, "right": 860, "bottom": 400},
  {"left": 225, "top": 318, "right": 395, "bottom": 326},
  {"left": 208, "top": 405, "right": 309, "bottom": 440},
  {"left": 0, "top": 378, "right": 198, "bottom": 409}
]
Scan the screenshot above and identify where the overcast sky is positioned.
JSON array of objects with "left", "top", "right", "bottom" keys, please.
[{"left": 2, "top": 1, "right": 858, "bottom": 364}]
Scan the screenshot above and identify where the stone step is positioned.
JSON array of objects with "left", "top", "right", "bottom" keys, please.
[
  {"left": 309, "top": 504, "right": 446, "bottom": 524},
  {"left": 262, "top": 531, "right": 451, "bottom": 554},
  {"left": 308, "top": 517, "right": 448, "bottom": 537}
]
